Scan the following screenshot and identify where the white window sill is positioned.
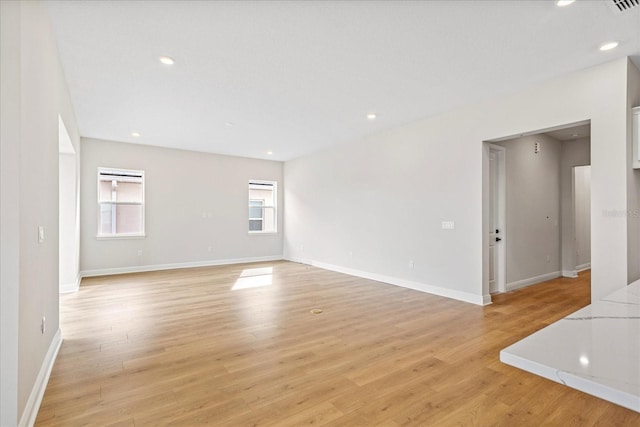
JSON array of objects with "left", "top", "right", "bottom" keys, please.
[
  {"left": 248, "top": 231, "right": 278, "bottom": 236},
  {"left": 96, "top": 234, "right": 146, "bottom": 240}
]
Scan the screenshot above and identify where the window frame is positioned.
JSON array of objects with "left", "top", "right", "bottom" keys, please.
[
  {"left": 96, "top": 167, "right": 146, "bottom": 239},
  {"left": 248, "top": 180, "right": 277, "bottom": 235}
]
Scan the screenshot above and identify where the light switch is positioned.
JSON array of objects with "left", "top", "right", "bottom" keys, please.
[
  {"left": 38, "top": 226, "right": 45, "bottom": 243},
  {"left": 442, "top": 221, "right": 455, "bottom": 230}
]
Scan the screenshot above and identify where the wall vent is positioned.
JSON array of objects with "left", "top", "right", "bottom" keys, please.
[{"left": 611, "top": 0, "right": 639, "bottom": 12}]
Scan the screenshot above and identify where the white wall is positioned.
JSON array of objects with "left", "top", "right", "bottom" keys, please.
[
  {"left": 80, "top": 138, "right": 284, "bottom": 275},
  {"left": 284, "top": 58, "right": 631, "bottom": 305},
  {"left": 58, "top": 114, "right": 81, "bottom": 293},
  {"left": 627, "top": 61, "right": 640, "bottom": 284},
  {"left": 492, "top": 134, "right": 590, "bottom": 284},
  {"left": 59, "top": 152, "right": 78, "bottom": 291},
  {"left": 495, "top": 135, "right": 561, "bottom": 286},
  {"left": 574, "top": 165, "right": 591, "bottom": 270},
  {"left": 1, "top": 1, "right": 22, "bottom": 424},
  {"left": 560, "top": 138, "right": 591, "bottom": 276},
  {"left": 0, "top": 0, "right": 80, "bottom": 424}
]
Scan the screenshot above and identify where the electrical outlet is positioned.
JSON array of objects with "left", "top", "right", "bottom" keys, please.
[
  {"left": 349, "top": 251, "right": 353, "bottom": 257},
  {"left": 546, "top": 255, "right": 551, "bottom": 263},
  {"left": 300, "top": 244, "right": 304, "bottom": 251},
  {"left": 38, "top": 226, "right": 45, "bottom": 243},
  {"left": 137, "top": 250, "right": 143, "bottom": 256},
  {"left": 409, "top": 260, "right": 414, "bottom": 269},
  {"left": 41, "top": 316, "right": 46, "bottom": 334}
]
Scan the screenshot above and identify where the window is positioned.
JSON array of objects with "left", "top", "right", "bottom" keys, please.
[
  {"left": 248, "top": 180, "right": 276, "bottom": 233},
  {"left": 249, "top": 199, "right": 264, "bottom": 231},
  {"left": 97, "top": 168, "right": 145, "bottom": 238}
]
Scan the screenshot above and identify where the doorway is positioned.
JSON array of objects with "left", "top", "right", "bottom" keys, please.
[{"left": 483, "top": 121, "right": 591, "bottom": 301}]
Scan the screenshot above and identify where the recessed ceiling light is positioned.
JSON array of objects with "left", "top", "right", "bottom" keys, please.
[
  {"left": 556, "top": 0, "right": 575, "bottom": 7},
  {"left": 158, "top": 56, "right": 175, "bottom": 65},
  {"left": 366, "top": 113, "right": 377, "bottom": 120},
  {"left": 267, "top": 151, "right": 273, "bottom": 155},
  {"left": 599, "top": 41, "right": 619, "bottom": 51},
  {"left": 131, "top": 131, "right": 140, "bottom": 137}
]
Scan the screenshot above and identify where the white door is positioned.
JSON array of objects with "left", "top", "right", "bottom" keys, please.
[{"left": 489, "top": 146, "right": 505, "bottom": 293}]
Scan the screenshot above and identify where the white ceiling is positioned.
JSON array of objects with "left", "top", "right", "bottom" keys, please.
[
  {"left": 543, "top": 123, "right": 591, "bottom": 141},
  {"left": 46, "top": 0, "right": 640, "bottom": 161}
]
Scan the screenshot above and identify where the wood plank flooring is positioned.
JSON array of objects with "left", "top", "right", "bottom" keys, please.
[{"left": 36, "top": 262, "right": 639, "bottom": 426}]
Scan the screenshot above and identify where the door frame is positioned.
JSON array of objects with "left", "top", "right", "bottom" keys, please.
[
  {"left": 483, "top": 143, "right": 506, "bottom": 301},
  {"left": 572, "top": 165, "right": 591, "bottom": 273}
]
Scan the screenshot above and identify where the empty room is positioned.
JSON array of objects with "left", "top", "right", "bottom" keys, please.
[{"left": 2, "top": 0, "right": 640, "bottom": 426}]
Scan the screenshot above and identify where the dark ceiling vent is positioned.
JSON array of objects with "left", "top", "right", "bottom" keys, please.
[{"left": 611, "top": 0, "right": 639, "bottom": 12}]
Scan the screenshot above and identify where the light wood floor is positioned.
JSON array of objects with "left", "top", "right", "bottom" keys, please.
[{"left": 37, "top": 262, "right": 638, "bottom": 426}]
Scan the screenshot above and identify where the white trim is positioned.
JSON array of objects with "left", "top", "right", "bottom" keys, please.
[
  {"left": 486, "top": 120, "right": 591, "bottom": 144},
  {"left": 488, "top": 144, "right": 507, "bottom": 294},
  {"left": 287, "top": 256, "right": 313, "bottom": 266},
  {"left": 59, "top": 273, "right": 81, "bottom": 293},
  {"left": 286, "top": 257, "right": 488, "bottom": 306},
  {"left": 506, "top": 271, "right": 562, "bottom": 292},
  {"left": 562, "top": 270, "right": 578, "bottom": 278},
  {"left": 97, "top": 201, "right": 143, "bottom": 206},
  {"left": 576, "top": 263, "right": 591, "bottom": 272},
  {"left": 632, "top": 106, "right": 639, "bottom": 169},
  {"left": 80, "top": 255, "right": 284, "bottom": 278},
  {"left": 19, "top": 329, "right": 62, "bottom": 427},
  {"left": 96, "top": 233, "right": 146, "bottom": 240}
]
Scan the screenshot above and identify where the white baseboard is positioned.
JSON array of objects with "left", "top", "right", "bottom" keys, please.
[
  {"left": 80, "top": 255, "right": 284, "bottom": 278},
  {"left": 287, "top": 256, "right": 312, "bottom": 266},
  {"left": 286, "top": 256, "right": 487, "bottom": 306},
  {"left": 562, "top": 270, "right": 578, "bottom": 278},
  {"left": 506, "top": 271, "right": 562, "bottom": 292},
  {"left": 59, "top": 272, "right": 81, "bottom": 293},
  {"left": 19, "top": 328, "right": 62, "bottom": 427},
  {"left": 576, "top": 263, "right": 591, "bottom": 272}
]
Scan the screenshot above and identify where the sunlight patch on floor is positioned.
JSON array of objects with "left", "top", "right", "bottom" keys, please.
[{"left": 232, "top": 267, "right": 273, "bottom": 290}]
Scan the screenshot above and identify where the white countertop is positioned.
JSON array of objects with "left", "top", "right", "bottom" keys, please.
[{"left": 500, "top": 280, "right": 640, "bottom": 412}]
